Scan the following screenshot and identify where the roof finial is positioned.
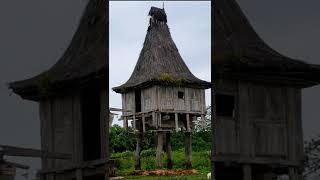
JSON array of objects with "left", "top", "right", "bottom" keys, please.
[{"left": 162, "top": 1, "right": 165, "bottom": 10}]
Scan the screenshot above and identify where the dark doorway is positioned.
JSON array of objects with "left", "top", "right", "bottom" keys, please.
[
  {"left": 81, "top": 85, "right": 101, "bottom": 161},
  {"left": 135, "top": 90, "right": 141, "bottom": 112}
]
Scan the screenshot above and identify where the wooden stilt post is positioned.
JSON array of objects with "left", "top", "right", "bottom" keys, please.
[
  {"left": 142, "top": 114, "right": 146, "bottom": 133},
  {"left": 243, "top": 164, "right": 252, "bottom": 180},
  {"left": 158, "top": 112, "right": 162, "bottom": 128},
  {"left": 123, "top": 117, "right": 128, "bottom": 129},
  {"left": 186, "top": 114, "right": 190, "bottom": 132},
  {"left": 134, "top": 132, "right": 143, "bottom": 170},
  {"left": 184, "top": 131, "right": 192, "bottom": 169},
  {"left": 156, "top": 132, "right": 164, "bottom": 169},
  {"left": 152, "top": 111, "right": 156, "bottom": 127},
  {"left": 133, "top": 115, "right": 136, "bottom": 130},
  {"left": 76, "top": 169, "right": 83, "bottom": 180},
  {"left": 175, "top": 113, "right": 179, "bottom": 132},
  {"left": 201, "top": 114, "right": 205, "bottom": 129},
  {"left": 166, "top": 133, "right": 173, "bottom": 169},
  {"left": 289, "top": 167, "right": 298, "bottom": 180}
]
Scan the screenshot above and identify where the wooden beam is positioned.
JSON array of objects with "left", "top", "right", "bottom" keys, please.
[
  {"left": 0, "top": 145, "right": 71, "bottom": 159},
  {"left": 175, "top": 113, "right": 179, "bottom": 132}
]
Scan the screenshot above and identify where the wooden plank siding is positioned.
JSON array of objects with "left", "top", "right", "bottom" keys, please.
[
  {"left": 214, "top": 80, "right": 303, "bottom": 167},
  {"left": 122, "top": 85, "right": 205, "bottom": 114},
  {"left": 39, "top": 89, "right": 108, "bottom": 179}
]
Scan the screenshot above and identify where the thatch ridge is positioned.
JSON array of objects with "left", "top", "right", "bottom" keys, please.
[
  {"left": 113, "top": 7, "right": 211, "bottom": 93},
  {"left": 214, "top": 0, "right": 320, "bottom": 87},
  {"left": 8, "top": 0, "right": 107, "bottom": 100}
]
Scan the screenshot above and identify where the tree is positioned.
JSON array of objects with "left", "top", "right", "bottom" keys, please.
[
  {"left": 304, "top": 134, "right": 320, "bottom": 179},
  {"left": 194, "top": 106, "right": 211, "bottom": 131}
]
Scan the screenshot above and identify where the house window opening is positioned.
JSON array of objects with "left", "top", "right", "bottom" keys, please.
[
  {"left": 178, "top": 91, "right": 184, "bottom": 99},
  {"left": 216, "top": 94, "right": 235, "bottom": 117}
]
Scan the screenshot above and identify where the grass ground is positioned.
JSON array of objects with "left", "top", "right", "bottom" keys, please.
[{"left": 111, "top": 149, "right": 211, "bottom": 178}]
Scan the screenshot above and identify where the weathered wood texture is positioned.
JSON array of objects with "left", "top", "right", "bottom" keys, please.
[
  {"left": 134, "top": 133, "right": 143, "bottom": 170},
  {"left": 39, "top": 89, "right": 107, "bottom": 179},
  {"left": 165, "top": 133, "right": 173, "bottom": 169},
  {"left": 122, "top": 86, "right": 206, "bottom": 114},
  {"left": 214, "top": 79, "right": 303, "bottom": 168},
  {"left": 156, "top": 132, "right": 165, "bottom": 169}
]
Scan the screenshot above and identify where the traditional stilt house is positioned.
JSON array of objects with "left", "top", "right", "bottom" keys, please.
[
  {"left": 8, "top": 1, "right": 108, "bottom": 180},
  {"left": 213, "top": 0, "right": 320, "bottom": 179},
  {"left": 113, "top": 7, "right": 211, "bottom": 170}
]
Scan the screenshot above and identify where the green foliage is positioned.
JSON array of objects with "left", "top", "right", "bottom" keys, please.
[
  {"left": 143, "top": 156, "right": 156, "bottom": 170},
  {"left": 109, "top": 108, "right": 212, "bottom": 153},
  {"left": 112, "top": 149, "right": 211, "bottom": 176},
  {"left": 141, "top": 148, "right": 156, "bottom": 157},
  {"left": 110, "top": 125, "right": 136, "bottom": 153}
]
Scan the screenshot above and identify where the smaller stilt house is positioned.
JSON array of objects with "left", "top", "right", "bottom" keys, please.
[
  {"left": 213, "top": 0, "right": 320, "bottom": 180},
  {"left": 113, "top": 7, "right": 211, "bottom": 170},
  {"left": 8, "top": 1, "right": 108, "bottom": 180}
]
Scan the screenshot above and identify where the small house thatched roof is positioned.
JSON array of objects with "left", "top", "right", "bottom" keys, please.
[
  {"left": 113, "top": 7, "right": 211, "bottom": 93},
  {"left": 8, "top": 0, "right": 107, "bottom": 100},
  {"left": 214, "top": 0, "right": 320, "bottom": 87}
]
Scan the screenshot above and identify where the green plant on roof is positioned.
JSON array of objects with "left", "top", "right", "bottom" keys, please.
[
  {"left": 159, "top": 73, "right": 187, "bottom": 86},
  {"left": 159, "top": 73, "right": 173, "bottom": 82}
]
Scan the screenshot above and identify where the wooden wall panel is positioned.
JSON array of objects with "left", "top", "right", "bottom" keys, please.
[
  {"left": 122, "top": 91, "right": 135, "bottom": 114},
  {"left": 52, "top": 96, "right": 74, "bottom": 167},
  {"left": 216, "top": 118, "right": 240, "bottom": 154}
]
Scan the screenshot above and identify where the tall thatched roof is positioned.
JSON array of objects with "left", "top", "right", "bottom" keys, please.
[
  {"left": 8, "top": 0, "right": 107, "bottom": 100},
  {"left": 214, "top": 0, "right": 320, "bottom": 87},
  {"left": 113, "top": 7, "right": 211, "bottom": 93}
]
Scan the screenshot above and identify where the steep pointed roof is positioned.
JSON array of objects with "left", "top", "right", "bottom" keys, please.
[
  {"left": 214, "top": 0, "right": 320, "bottom": 87},
  {"left": 113, "top": 7, "right": 211, "bottom": 93},
  {"left": 8, "top": 0, "right": 107, "bottom": 100}
]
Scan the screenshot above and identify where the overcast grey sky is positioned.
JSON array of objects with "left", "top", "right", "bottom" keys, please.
[
  {"left": 109, "top": 1, "right": 211, "bottom": 126},
  {"left": 0, "top": 0, "right": 319, "bottom": 179}
]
